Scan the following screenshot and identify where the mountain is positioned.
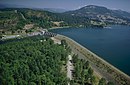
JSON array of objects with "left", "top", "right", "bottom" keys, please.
[
  {"left": 64, "top": 5, "right": 130, "bottom": 25},
  {"left": 43, "top": 8, "right": 68, "bottom": 13}
]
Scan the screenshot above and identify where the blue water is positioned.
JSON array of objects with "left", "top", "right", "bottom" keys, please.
[{"left": 51, "top": 25, "right": 130, "bottom": 76}]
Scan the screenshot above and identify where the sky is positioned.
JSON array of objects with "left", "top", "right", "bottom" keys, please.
[{"left": 0, "top": 0, "right": 130, "bottom": 12}]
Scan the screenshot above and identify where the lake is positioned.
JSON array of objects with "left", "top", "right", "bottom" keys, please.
[{"left": 51, "top": 25, "right": 130, "bottom": 76}]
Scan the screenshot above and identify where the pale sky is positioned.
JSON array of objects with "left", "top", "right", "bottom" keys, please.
[{"left": 0, "top": 0, "right": 130, "bottom": 12}]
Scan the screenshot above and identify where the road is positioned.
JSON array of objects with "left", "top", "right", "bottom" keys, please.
[
  {"left": 67, "top": 55, "right": 73, "bottom": 85},
  {"left": 20, "top": 13, "right": 26, "bottom": 20}
]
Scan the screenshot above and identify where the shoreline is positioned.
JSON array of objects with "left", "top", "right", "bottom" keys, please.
[
  {"left": 54, "top": 34, "right": 130, "bottom": 85},
  {"left": 49, "top": 26, "right": 70, "bottom": 30}
]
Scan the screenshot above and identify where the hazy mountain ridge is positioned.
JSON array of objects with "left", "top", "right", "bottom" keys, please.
[
  {"left": 64, "top": 5, "right": 130, "bottom": 25},
  {"left": 0, "top": 4, "right": 68, "bottom": 13},
  {"left": 43, "top": 8, "right": 68, "bottom": 13}
]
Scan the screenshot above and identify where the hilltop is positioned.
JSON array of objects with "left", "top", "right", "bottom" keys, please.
[{"left": 64, "top": 5, "right": 130, "bottom": 25}]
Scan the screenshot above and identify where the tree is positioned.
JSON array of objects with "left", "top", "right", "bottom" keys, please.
[
  {"left": 61, "top": 39, "right": 67, "bottom": 48},
  {"left": 29, "top": 82, "right": 36, "bottom": 85},
  {"left": 0, "top": 35, "right": 3, "bottom": 39},
  {"left": 88, "top": 67, "right": 93, "bottom": 76},
  {"left": 84, "top": 61, "right": 89, "bottom": 69},
  {"left": 98, "top": 78, "right": 107, "bottom": 85},
  {"left": 107, "top": 82, "right": 114, "bottom": 85},
  {"left": 91, "top": 76, "right": 96, "bottom": 85}
]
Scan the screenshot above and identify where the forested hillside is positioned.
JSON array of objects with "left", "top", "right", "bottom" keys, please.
[
  {"left": 0, "top": 8, "right": 106, "bottom": 35},
  {"left": 0, "top": 8, "right": 54, "bottom": 34},
  {"left": 0, "top": 9, "right": 26, "bottom": 33},
  {"left": 64, "top": 5, "right": 130, "bottom": 25},
  {"left": 0, "top": 36, "right": 69, "bottom": 85}
]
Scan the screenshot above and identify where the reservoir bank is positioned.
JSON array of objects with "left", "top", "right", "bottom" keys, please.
[
  {"left": 54, "top": 34, "right": 130, "bottom": 85},
  {"left": 51, "top": 25, "right": 130, "bottom": 76}
]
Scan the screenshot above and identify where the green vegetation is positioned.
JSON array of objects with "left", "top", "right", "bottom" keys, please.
[
  {"left": 98, "top": 78, "right": 115, "bottom": 85},
  {"left": 0, "top": 9, "right": 26, "bottom": 33},
  {"left": 0, "top": 8, "right": 53, "bottom": 34},
  {"left": 0, "top": 36, "right": 69, "bottom": 85},
  {"left": 98, "top": 78, "right": 107, "bottom": 85},
  {"left": 70, "top": 54, "right": 114, "bottom": 85},
  {"left": 0, "top": 8, "right": 107, "bottom": 35},
  {"left": 56, "top": 35, "right": 117, "bottom": 85},
  {"left": 19, "top": 9, "right": 54, "bottom": 28},
  {"left": 0, "top": 7, "right": 130, "bottom": 85},
  {"left": 71, "top": 54, "right": 97, "bottom": 85},
  {"left": 1, "top": 6, "right": 130, "bottom": 35},
  {"left": 0, "top": 36, "right": 115, "bottom": 85}
]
